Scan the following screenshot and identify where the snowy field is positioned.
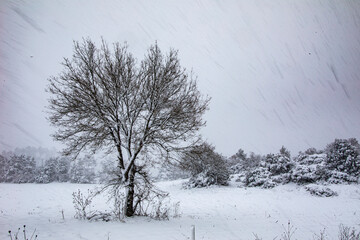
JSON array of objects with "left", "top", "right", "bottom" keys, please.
[
  {"left": 1, "top": 181, "right": 359, "bottom": 240},
  {"left": 1, "top": 1, "right": 360, "bottom": 239}
]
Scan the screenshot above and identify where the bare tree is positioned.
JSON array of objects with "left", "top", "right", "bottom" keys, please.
[{"left": 47, "top": 38, "right": 209, "bottom": 216}]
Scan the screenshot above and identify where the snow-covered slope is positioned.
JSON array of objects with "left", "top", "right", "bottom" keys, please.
[
  {"left": 0, "top": 181, "right": 359, "bottom": 240},
  {"left": 1, "top": 0, "right": 360, "bottom": 155}
]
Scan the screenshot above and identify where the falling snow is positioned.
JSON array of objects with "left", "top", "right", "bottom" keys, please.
[{"left": 0, "top": 0, "right": 359, "bottom": 155}]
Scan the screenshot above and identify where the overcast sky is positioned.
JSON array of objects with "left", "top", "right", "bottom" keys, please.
[{"left": 1, "top": 0, "right": 360, "bottom": 157}]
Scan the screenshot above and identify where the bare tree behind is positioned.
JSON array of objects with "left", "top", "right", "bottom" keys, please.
[{"left": 47, "top": 38, "right": 210, "bottom": 217}]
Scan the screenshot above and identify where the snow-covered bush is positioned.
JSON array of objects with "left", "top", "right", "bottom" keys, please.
[
  {"left": 304, "top": 147, "right": 323, "bottom": 155},
  {"left": 245, "top": 167, "right": 275, "bottom": 188},
  {"left": 35, "top": 157, "right": 71, "bottom": 183},
  {"left": 229, "top": 150, "right": 261, "bottom": 174},
  {"left": 0, "top": 154, "right": 9, "bottom": 182},
  {"left": 34, "top": 165, "right": 47, "bottom": 183},
  {"left": 291, "top": 153, "right": 327, "bottom": 184},
  {"left": 180, "top": 142, "right": 230, "bottom": 188},
  {"left": 325, "top": 170, "right": 358, "bottom": 184},
  {"left": 228, "top": 148, "right": 247, "bottom": 174},
  {"left": 185, "top": 171, "right": 227, "bottom": 188},
  {"left": 292, "top": 146, "right": 359, "bottom": 185},
  {"left": 2, "top": 154, "right": 37, "bottom": 183},
  {"left": 41, "top": 157, "right": 58, "bottom": 182},
  {"left": 265, "top": 152, "right": 293, "bottom": 176},
  {"left": 245, "top": 147, "right": 293, "bottom": 188},
  {"left": 57, "top": 157, "right": 71, "bottom": 182},
  {"left": 237, "top": 139, "right": 360, "bottom": 188},
  {"left": 325, "top": 138, "right": 360, "bottom": 176},
  {"left": 305, "top": 185, "right": 338, "bottom": 197}
]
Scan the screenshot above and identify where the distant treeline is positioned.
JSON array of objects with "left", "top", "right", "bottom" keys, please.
[
  {"left": 0, "top": 153, "right": 114, "bottom": 184},
  {"left": 0, "top": 138, "right": 359, "bottom": 186}
]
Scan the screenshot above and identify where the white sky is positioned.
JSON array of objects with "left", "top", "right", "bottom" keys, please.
[{"left": 1, "top": 0, "right": 360, "bottom": 156}]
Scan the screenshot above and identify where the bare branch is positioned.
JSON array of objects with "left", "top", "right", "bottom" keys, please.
[{"left": 47, "top": 39, "right": 209, "bottom": 216}]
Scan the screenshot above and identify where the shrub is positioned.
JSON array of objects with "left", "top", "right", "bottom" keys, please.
[
  {"left": 291, "top": 153, "right": 327, "bottom": 184},
  {"left": 292, "top": 149, "right": 359, "bottom": 185},
  {"left": 265, "top": 153, "right": 293, "bottom": 176},
  {"left": 186, "top": 171, "right": 229, "bottom": 188},
  {"left": 229, "top": 150, "right": 261, "bottom": 174},
  {"left": 240, "top": 139, "right": 360, "bottom": 187},
  {"left": 281, "top": 221, "right": 297, "bottom": 240},
  {"left": 0, "top": 154, "right": 8, "bottom": 182},
  {"left": 338, "top": 224, "right": 360, "bottom": 240},
  {"left": 181, "top": 142, "right": 230, "bottom": 187},
  {"left": 325, "top": 138, "right": 360, "bottom": 176},
  {"left": 245, "top": 167, "right": 274, "bottom": 188},
  {"left": 245, "top": 147, "right": 293, "bottom": 188},
  {"left": 304, "top": 147, "right": 323, "bottom": 155},
  {"left": 72, "top": 189, "right": 97, "bottom": 220},
  {"left": 305, "top": 185, "right": 338, "bottom": 197},
  {"left": 4, "top": 155, "right": 36, "bottom": 183},
  {"left": 326, "top": 170, "right": 358, "bottom": 184}
]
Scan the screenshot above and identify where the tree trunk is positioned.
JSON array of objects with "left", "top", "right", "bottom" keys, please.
[{"left": 125, "top": 165, "right": 136, "bottom": 217}]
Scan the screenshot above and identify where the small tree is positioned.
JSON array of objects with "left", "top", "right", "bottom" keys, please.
[
  {"left": 4, "top": 155, "right": 36, "bottom": 183},
  {"left": 0, "top": 154, "right": 8, "bottom": 182},
  {"left": 291, "top": 152, "right": 327, "bottom": 184},
  {"left": 229, "top": 148, "right": 247, "bottom": 165},
  {"left": 36, "top": 157, "right": 70, "bottom": 183},
  {"left": 57, "top": 157, "right": 71, "bottom": 182},
  {"left": 325, "top": 138, "right": 360, "bottom": 175},
  {"left": 180, "top": 142, "right": 230, "bottom": 187},
  {"left": 42, "top": 157, "right": 58, "bottom": 182},
  {"left": 228, "top": 149, "right": 261, "bottom": 174},
  {"left": 245, "top": 147, "right": 293, "bottom": 188},
  {"left": 304, "top": 147, "right": 323, "bottom": 155},
  {"left": 47, "top": 39, "right": 209, "bottom": 216},
  {"left": 280, "top": 146, "right": 291, "bottom": 159}
]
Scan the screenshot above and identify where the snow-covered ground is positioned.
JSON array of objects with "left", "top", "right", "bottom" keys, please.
[{"left": 0, "top": 181, "right": 359, "bottom": 240}]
